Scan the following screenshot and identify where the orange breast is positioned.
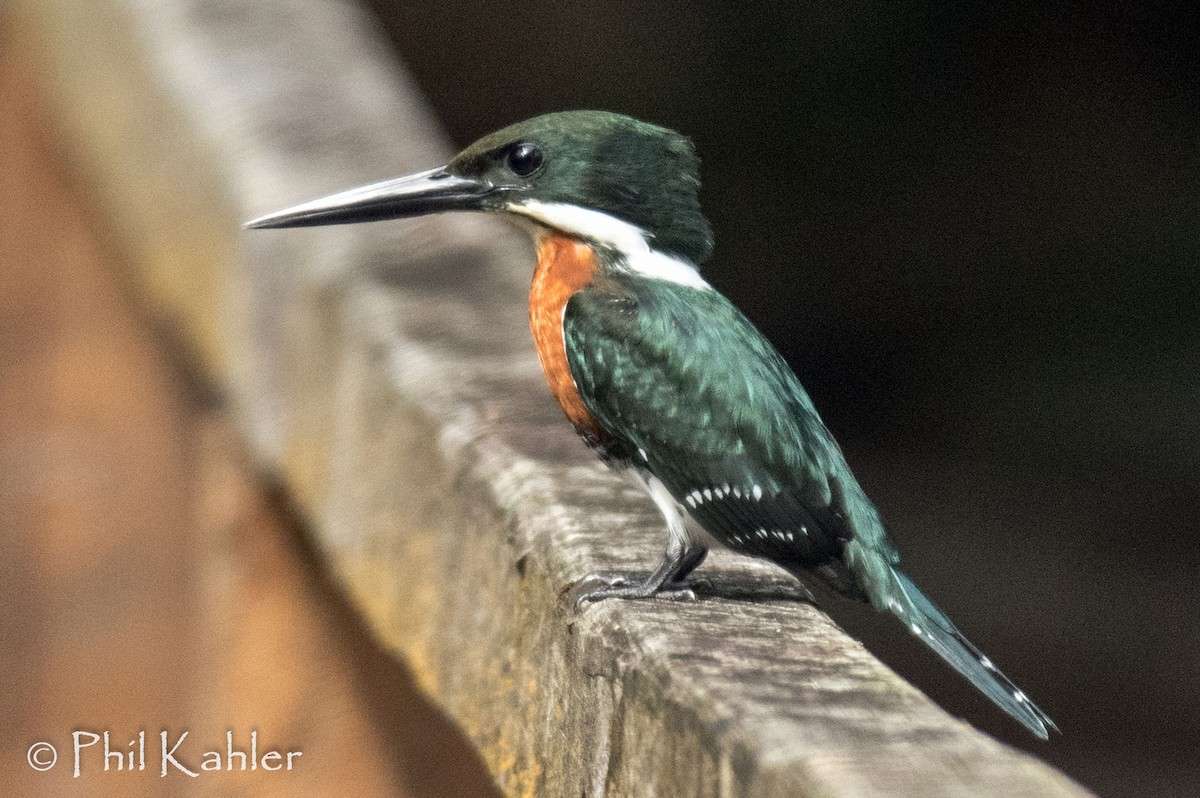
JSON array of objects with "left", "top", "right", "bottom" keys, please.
[{"left": 529, "top": 234, "right": 606, "bottom": 441}]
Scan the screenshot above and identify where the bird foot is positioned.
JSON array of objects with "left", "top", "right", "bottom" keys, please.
[{"left": 571, "top": 573, "right": 698, "bottom": 610}]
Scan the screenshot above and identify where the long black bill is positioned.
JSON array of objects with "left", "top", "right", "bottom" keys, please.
[{"left": 244, "top": 167, "right": 493, "bottom": 229}]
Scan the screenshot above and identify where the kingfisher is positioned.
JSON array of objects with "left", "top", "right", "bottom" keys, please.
[{"left": 246, "top": 110, "right": 1058, "bottom": 739}]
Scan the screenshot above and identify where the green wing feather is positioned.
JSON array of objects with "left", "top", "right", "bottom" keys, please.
[{"left": 562, "top": 275, "right": 898, "bottom": 600}]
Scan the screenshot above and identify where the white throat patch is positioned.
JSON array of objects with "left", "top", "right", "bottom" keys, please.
[{"left": 507, "top": 199, "right": 711, "bottom": 290}]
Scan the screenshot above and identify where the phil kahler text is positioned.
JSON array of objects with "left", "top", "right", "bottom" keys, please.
[{"left": 70, "top": 730, "right": 301, "bottom": 777}]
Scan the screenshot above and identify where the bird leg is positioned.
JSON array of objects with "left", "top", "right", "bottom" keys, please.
[{"left": 572, "top": 473, "right": 711, "bottom": 608}]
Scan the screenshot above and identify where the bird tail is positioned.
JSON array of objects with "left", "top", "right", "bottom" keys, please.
[{"left": 886, "top": 567, "right": 1059, "bottom": 739}]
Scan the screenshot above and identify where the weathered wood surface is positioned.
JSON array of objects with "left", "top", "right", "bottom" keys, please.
[
  {"left": 14, "top": 0, "right": 1094, "bottom": 795},
  {"left": 0, "top": 30, "right": 498, "bottom": 797}
]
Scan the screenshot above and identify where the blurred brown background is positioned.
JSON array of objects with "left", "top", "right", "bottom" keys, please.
[
  {"left": 362, "top": 1, "right": 1199, "bottom": 796},
  {"left": 0, "top": 24, "right": 497, "bottom": 798}
]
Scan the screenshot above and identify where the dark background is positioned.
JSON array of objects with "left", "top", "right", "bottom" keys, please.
[{"left": 364, "top": 2, "right": 1199, "bottom": 795}]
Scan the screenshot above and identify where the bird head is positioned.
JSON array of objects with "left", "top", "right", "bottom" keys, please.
[{"left": 246, "top": 110, "right": 714, "bottom": 265}]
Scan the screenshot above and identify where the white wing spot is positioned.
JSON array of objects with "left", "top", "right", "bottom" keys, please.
[
  {"left": 980, "top": 656, "right": 994, "bottom": 670},
  {"left": 733, "top": 486, "right": 743, "bottom": 498},
  {"left": 703, "top": 488, "right": 713, "bottom": 502},
  {"left": 1014, "top": 691, "right": 1028, "bottom": 704},
  {"left": 910, "top": 623, "right": 922, "bottom": 636},
  {"left": 752, "top": 485, "right": 763, "bottom": 501}
]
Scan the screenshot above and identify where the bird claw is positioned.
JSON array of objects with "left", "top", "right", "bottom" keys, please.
[
  {"left": 571, "top": 573, "right": 699, "bottom": 610},
  {"left": 657, "top": 584, "right": 698, "bottom": 602}
]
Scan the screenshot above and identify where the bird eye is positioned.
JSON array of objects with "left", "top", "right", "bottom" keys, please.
[{"left": 506, "top": 143, "right": 544, "bottom": 177}]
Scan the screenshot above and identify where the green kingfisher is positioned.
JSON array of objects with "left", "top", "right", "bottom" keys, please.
[{"left": 246, "top": 110, "right": 1058, "bottom": 739}]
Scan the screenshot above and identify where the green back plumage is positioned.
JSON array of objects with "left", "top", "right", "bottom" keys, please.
[{"left": 563, "top": 271, "right": 899, "bottom": 596}]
